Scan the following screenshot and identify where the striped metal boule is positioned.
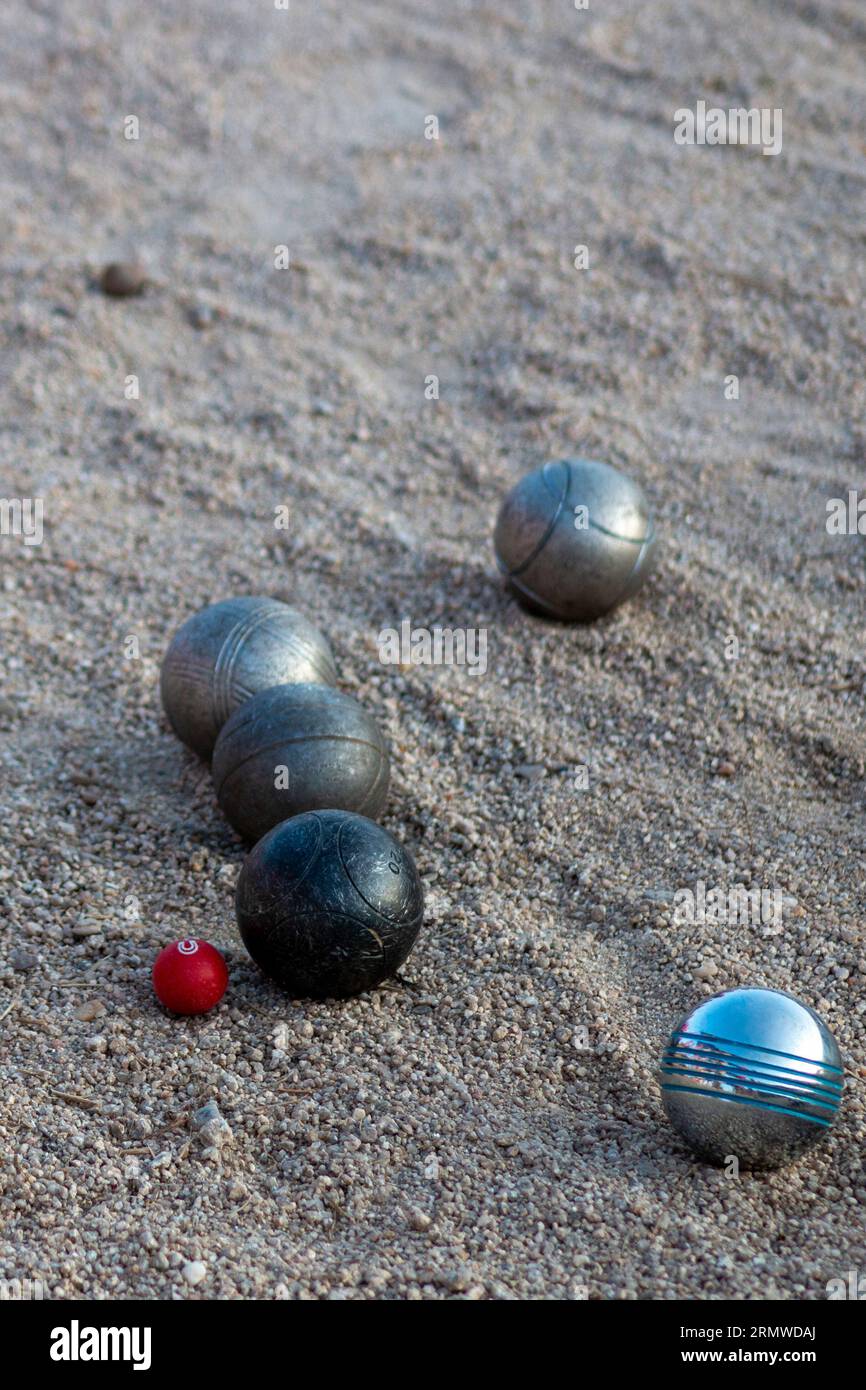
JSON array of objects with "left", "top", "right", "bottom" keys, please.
[{"left": 658, "top": 987, "right": 843, "bottom": 1169}]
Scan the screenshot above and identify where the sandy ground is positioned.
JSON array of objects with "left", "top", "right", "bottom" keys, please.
[{"left": 1, "top": 0, "right": 866, "bottom": 1300}]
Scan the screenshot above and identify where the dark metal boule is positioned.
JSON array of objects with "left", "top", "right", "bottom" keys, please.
[
  {"left": 212, "top": 682, "right": 390, "bottom": 842},
  {"left": 236, "top": 809, "right": 424, "bottom": 999},
  {"left": 493, "top": 458, "right": 657, "bottom": 621},
  {"left": 160, "top": 596, "right": 337, "bottom": 759}
]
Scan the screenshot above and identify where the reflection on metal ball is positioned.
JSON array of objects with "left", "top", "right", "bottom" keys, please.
[
  {"left": 493, "top": 458, "right": 657, "bottom": 621},
  {"left": 658, "top": 987, "right": 843, "bottom": 1169},
  {"left": 236, "top": 809, "right": 424, "bottom": 999},
  {"left": 212, "top": 682, "right": 390, "bottom": 842},
  {"left": 160, "top": 596, "right": 337, "bottom": 759}
]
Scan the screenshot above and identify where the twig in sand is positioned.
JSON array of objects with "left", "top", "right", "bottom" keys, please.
[
  {"left": 823, "top": 678, "right": 862, "bottom": 693},
  {"left": 793, "top": 548, "right": 846, "bottom": 570},
  {"left": 50, "top": 1089, "right": 101, "bottom": 1111},
  {"left": 0, "top": 994, "right": 20, "bottom": 1025},
  {"left": 7, "top": 552, "right": 123, "bottom": 581}
]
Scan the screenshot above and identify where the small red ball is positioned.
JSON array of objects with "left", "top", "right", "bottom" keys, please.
[{"left": 152, "top": 939, "right": 228, "bottom": 1015}]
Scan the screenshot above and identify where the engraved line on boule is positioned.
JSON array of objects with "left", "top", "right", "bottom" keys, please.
[
  {"left": 504, "top": 574, "right": 563, "bottom": 614},
  {"left": 583, "top": 519, "right": 650, "bottom": 544},
  {"left": 356, "top": 753, "right": 391, "bottom": 816},
  {"left": 503, "top": 510, "right": 649, "bottom": 581},
  {"left": 662, "top": 1057, "right": 843, "bottom": 1099},
  {"left": 215, "top": 733, "right": 386, "bottom": 798},
  {"left": 217, "top": 687, "right": 354, "bottom": 744},
  {"left": 659, "top": 1065, "right": 842, "bottom": 1109},
  {"left": 213, "top": 602, "right": 285, "bottom": 727},
  {"left": 660, "top": 1052, "right": 843, "bottom": 1094},
  {"left": 520, "top": 457, "right": 649, "bottom": 548},
  {"left": 539, "top": 459, "right": 571, "bottom": 503},
  {"left": 237, "top": 813, "right": 325, "bottom": 915},
  {"left": 615, "top": 522, "right": 657, "bottom": 603},
  {"left": 335, "top": 818, "right": 421, "bottom": 927},
  {"left": 505, "top": 465, "right": 569, "bottom": 578}
]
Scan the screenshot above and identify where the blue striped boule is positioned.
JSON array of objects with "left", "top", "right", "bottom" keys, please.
[{"left": 658, "top": 987, "right": 843, "bottom": 1169}]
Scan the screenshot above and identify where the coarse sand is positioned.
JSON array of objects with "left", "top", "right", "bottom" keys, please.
[{"left": 1, "top": 0, "right": 865, "bottom": 1299}]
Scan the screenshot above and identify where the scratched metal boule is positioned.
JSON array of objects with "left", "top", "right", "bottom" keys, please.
[
  {"left": 235, "top": 809, "right": 424, "bottom": 999},
  {"left": 160, "top": 596, "right": 337, "bottom": 759},
  {"left": 493, "top": 458, "right": 657, "bottom": 621},
  {"left": 212, "top": 682, "right": 390, "bottom": 842}
]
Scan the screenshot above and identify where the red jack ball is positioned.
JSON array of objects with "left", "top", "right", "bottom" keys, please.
[{"left": 152, "top": 938, "right": 228, "bottom": 1015}]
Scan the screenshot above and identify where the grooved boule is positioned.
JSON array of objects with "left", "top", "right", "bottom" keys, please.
[
  {"left": 160, "top": 596, "right": 337, "bottom": 759},
  {"left": 236, "top": 809, "right": 424, "bottom": 999},
  {"left": 658, "top": 987, "right": 843, "bottom": 1170},
  {"left": 494, "top": 458, "right": 657, "bottom": 621},
  {"left": 212, "top": 682, "right": 390, "bottom": 842}
]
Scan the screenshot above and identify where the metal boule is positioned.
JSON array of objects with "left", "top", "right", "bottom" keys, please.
[
  {"left": 212, "top": 682, "right": 390, "bottom": 842},
  {"left": 236, "top": 809, "right": 424, "bottom": 999},
  {"left": 658, "top": 986, "right": 844, "bottom": 1169},
  {"left": 493, "top": 458, "right": 657, "bottom": 621},
  {"left": 160, "top": 596, "right": 337, "bottom": 759}
]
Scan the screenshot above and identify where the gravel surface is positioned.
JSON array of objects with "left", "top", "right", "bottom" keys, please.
[{"left": 1, "top": 0, "right": 865, "bottom": 1300}]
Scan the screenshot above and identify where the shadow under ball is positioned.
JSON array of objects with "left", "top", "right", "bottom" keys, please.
[
  {"left": 493, "top": 458, "right": 657, "bottom": 621},
  {"left": 658, "top": 987, "right": 843, "bottom": 1170},
  {"left": 160, "top": 596, "right": 337, "bottom": 759},
  {"left": 212, "top": 683, "right": 390, "bottom": 842},
  {"left": 236, "top": 809, "right": 424, "bottom": 999}
]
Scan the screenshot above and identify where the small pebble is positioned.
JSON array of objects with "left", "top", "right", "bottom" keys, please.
[
  {"left": 99, "top": 262, "right": 147, "bottom": 297},
  {"left": 182, "top": 1261, "right": 207, "bottom": 1286},
  {"left": 73, "top": 999, "right": 107, "bottom": 1021},
  {"left": 71, "top": 921, "right": 102, "bottom": 938},
  {"left": 187, "top": 303, "right": 214, "bottom": 329},
  {"left": 192, "top": 1099, "right": 233, "bottom": 1149},
  {"left": 515, "top": 763, "right": 546, "bottom": 782}
]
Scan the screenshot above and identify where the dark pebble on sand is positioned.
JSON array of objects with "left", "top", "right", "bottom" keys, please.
[{"left": 99, "top": 262, "right": 147, "bottom": 297}]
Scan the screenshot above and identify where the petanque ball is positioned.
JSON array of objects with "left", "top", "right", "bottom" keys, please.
[
  {"left": 212, "top": 682, "right": 390, "bottom": 842},
  {"left": 658, "top": 987, "right": 843, "bottom": 1170},
  {"left": 493, "top": 458, "right": 657, "bottom": 621},
  {"left": 160, "top": 596, "right": 337, "bottom": 759},
  {"left": 236, "top": 809, "right": 424, "bottom": 999}
]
